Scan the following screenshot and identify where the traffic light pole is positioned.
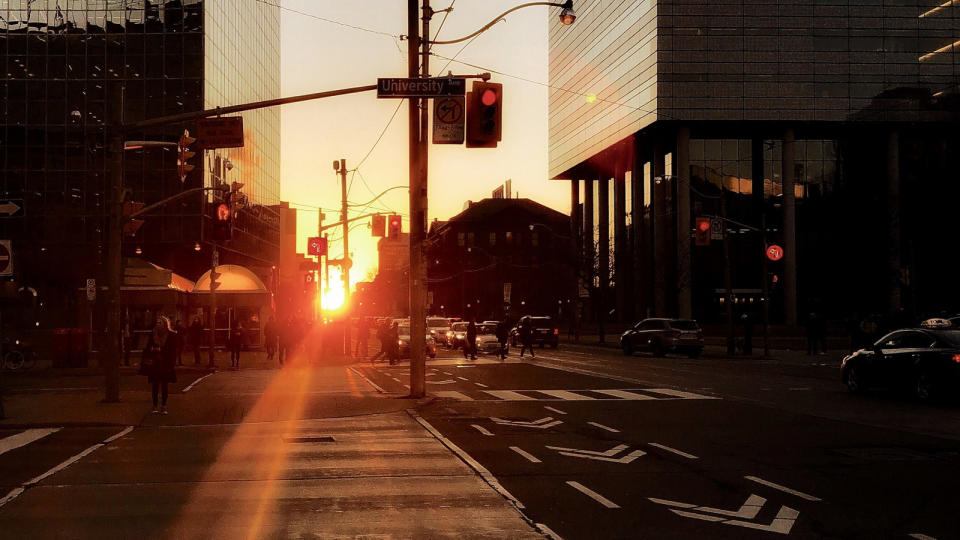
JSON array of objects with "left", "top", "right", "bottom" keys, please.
[
  {"left": 338, "top": 159, "right": 350, "bottom": 304},
  {"left": 407, "top": 0, "right": 427, "bottom": 398},
  {"left": 208, "top": 245, "right": 218, "bottom": 367},
  {"left": 104, "top": 84, "right": 124, "bottom": 403}
]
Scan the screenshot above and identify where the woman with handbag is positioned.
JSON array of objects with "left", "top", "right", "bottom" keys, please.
[{"left": 144, "top": 316, "right": 179, "bottom": 415}]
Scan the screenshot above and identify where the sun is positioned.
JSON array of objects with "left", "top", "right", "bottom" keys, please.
[{"left": 319, "top": 266, "right": 346, "bottom": 312}]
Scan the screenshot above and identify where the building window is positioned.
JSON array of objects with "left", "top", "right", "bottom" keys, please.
[
  {"left": 505, "top": 231, "right": 513, "bottom": 245},
  {"left": 457, "top": 232, "right": 465, "bottom": 246},
  {"left": 467, "top": 232, "right": 475, "bottom": 247},
  {"left": 489, "top": 232, "right": 496, "bottom": 246}
]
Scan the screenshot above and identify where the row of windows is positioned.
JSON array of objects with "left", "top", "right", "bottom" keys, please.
[{"left": 455, "top": 231, "right": 546, "bottom": 248}]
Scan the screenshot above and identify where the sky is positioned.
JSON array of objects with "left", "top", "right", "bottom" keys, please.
[{"left": 278, "top": 0, "right": 571, "bottom": 288}]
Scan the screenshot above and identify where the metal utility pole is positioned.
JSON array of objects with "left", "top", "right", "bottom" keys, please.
[
  {"left": 406, "top": 0, "right": 427, "bottom": 398},
  {"left": 720, "top": 186, "right": 735, "bottom": 356},
  {"left": 208, "top": 245, "right": 218, "bottom": 366},
  {"left": 104, "top": 84, "right": 124, "bottom": 403},
  {"left": 338, "top": 158, "right": 350, "bottom": 303},
  {"left": 761, "top": 211, "right": 770, "bottom": 357}
]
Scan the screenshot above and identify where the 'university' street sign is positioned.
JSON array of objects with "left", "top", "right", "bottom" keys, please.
[{"left": 377, "top": 77, "right": 465, "bottom": 98}]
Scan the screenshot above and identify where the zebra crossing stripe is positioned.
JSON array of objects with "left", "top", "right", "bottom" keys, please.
[
  {"left": 0, "top": 428, "right": 61, "bottom": 457},
  {"left": 483, "top": 390, "right": 537, "bottom": 401},
  {"left": 591, "top": 389, "right": 657, "bottom": 400},
  {"left": 432, "top": 388, "right": 718, "bottom": 402},
  {"left": 644, "top": 388, "right": 719, "bottom": 400},
  {"left": 538, "top": 390, "right": 595, "bottom": 400}
]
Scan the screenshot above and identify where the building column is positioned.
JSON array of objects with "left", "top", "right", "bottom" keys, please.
[
  {"left": 613, "top": 170, "right": 628, "bottom": 323},
  {"left": 631, "top": 136, "right": 647, "bottom": 319},
  {"left": 652, "top": 140, "right": 667, "bottom": 317},
  {"left": 570, "top": 179, "right": 581, "bottom": 269},
  {"left": 597, "top": 177, "right": 610, "bottom": 342},
  {"left": 782, "top": 127, "right": 798, "bottom": 326},
  {"left": 675, "top": 126, "right": 692, "bottom": 319},
  {"left": 887, "top": 130, "right": 902, "bottom": 313},
  {"left": 583, "top": 179, "right": 595, "bottom": 306}
]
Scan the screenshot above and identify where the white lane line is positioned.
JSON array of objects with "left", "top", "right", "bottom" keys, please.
[
  {"left": 566, "top": 481, "right": 620, "bottom": 508},
  {"left": 403, "top": 384, "right": 410, "bottom": 389},
  {"left": 484, "top": 390, "right": 536, "bottom": 401},
  {"left": 510, "top": 446, "right": 542, "bottom": 463},
  {"left": 471, "top": 424, "right": 494, "bottom": 436},
  {"left": 591, "top": 389, "right": 657, "bottom": 400},
  {"left": 648, "top": 442, "right": 698, "bottom": 459},
  {"left": 1, "top": 426, "right": 133, "bottom": 509},
  {"left": 643, "top": 388, "right": 719, "bottom": 400},
  {"left": 544, "top": 406, "right": 567, "bottom": 415},
  {"left": 455, "top": 365, "right": 476, "bottom": 368},
  {"left": 474, "top": 382, "right": 489, "bottom": 388},
  {"left": 457, "top": 376, "right": 469, "bottom": 381},
  {"left": 0, "top": 428, "right": 61, "bottom": 457},
  {"left": 347, "top": 366, "right": 385, "bottom": 393},
  {"left": 391, "top": 377, "right": 401, "bottom": 382},
  {"left": 909, "top": 534, "right": 938, "bottom": 540},
  {"left": 408, "top": 410, "right": 526, "bottom": 510},
  {"left": 443, "top": 371, "right": 454, "bottom": 375},
  {"left": 539, "top": 390, "right": 595, "bottom": 400},
  {"left": 535, "top": 523, "right": 564, "bottom": 540},
  {"left": 745, "top": 475, "right": 821, "bottom": 502},
  {"left": 182, "top": 372, "right": 213, "bottom": 393},
  {"left": 587, "top": 421, "right": 620, "bottom": 433},
  {"left": 434, "top": 391, "right": 474, "bottom": 401}
]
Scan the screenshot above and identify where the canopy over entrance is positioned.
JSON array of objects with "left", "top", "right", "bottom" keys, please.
[{"left": 194, "top": 265, "right": 268, "bottom": 294}]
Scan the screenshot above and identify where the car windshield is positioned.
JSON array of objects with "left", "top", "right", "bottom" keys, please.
[
  {"left": 477, "top": 324, "right": 496, "bottom": 335},
  {"left": 670, "top": 320, "right": 699, "bottom": 331},
  {"left": 451, "top": 323, "right": 467, "bottom": 331}
]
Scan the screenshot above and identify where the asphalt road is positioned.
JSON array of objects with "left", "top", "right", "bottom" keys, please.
[{"left": 357, "top": 344, "right": 960, "bottom": 539}]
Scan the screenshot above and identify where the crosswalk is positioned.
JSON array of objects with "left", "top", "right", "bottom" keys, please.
[
  {"left": 433, "top": 388, "right": 718, "bottom": 402},
  {"left": 0, "top": 428, "right": 61, "bottom": 456}
]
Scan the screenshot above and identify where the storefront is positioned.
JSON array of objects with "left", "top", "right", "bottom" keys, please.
[{"left": 192, "top": 264, "right": 272, "bottom": 348}]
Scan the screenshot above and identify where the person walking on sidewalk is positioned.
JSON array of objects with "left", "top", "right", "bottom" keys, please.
[
  {"left": 144, "top": 316, "right": 178, "bottom": 415},
  {"left": 355, "top": 317, "right": 370, "bottom": 360},
  {"left": 387, "top": 322, "right": 401, "bottom": 366},
  {"left": 496, "top": 319, "right": 509, "bottom": 361},
  {"left": 228, "top": 320, "right": 244, "bottom": 369},
  {"left": 264, "top": 315, "right": 279, "bottom": 364},
  {"left": 464, "top": 319, "right": 477, "bottom": 361},
  {"left": 519, "top": 317, "right": 536, "bottom": 358},
  {"left": 188, "top": 316, "right": 203, "bottom": 365},
  {"left": 371, "top": 320, "right": 389, "bottom": 364}
]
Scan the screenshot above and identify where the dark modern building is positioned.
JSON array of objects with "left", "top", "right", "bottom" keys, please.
[
  {"left": 0, "top": 1, "right": 281, "bottom": 333},
  {"left": 426, "top": 198, "right": 576, "bottom": 323},
  {"left": 550, "top": 0, "right": 960, "bottom": 326}
]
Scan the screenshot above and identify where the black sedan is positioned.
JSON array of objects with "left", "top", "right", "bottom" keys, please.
[{"left": 841, "top": 327, "right": 960, "bottom": 401}]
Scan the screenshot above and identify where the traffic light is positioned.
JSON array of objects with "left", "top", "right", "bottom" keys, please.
[
  {"left": 466, "top": 81, "right": 502, "bottom": 148},
  {"left": 212, "top": 202, "right": 232, "bottom": 242},
  {"left": 388, "top": 214, "right": 402, "bottom": 238},
  {"left": 177, "top": 130, "right": 196, "bottom": 184},
  {"left": 371, "top": 214, "right": 386, "bottom": 237},
  {"left": 695, "top": 217, "right": 711, "bottom": 246}
]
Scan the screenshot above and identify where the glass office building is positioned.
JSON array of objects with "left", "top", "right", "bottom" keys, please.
[
  {"left": 0, "top": 0, "right": 281, "bottom": 326},
  {"left": 551, "top": 0, "right": 959, "bottom": 325}
]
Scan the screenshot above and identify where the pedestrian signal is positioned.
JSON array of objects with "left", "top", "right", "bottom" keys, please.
[
  {"left": 466, "top": 81, "right": 502, "bottom": 148},
  {"left": 212, "top": 202, "right": 232, "bottom": 241}
]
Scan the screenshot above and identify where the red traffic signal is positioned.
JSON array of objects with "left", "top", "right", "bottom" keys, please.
[
  {"left": 212, "top": 203, "right": 232, "bottom": 242},
  {"left": 695, "top": 217, "right": 711, "bottom": 246},
  {"left": 466, "top": 81, "right": 502, "bottom": 148},
  {"left": 177, "top": 130, "right": 196, "bottom": 184},
  {"left": 388, "top": 214, "right": 402, "bottom": 238}
]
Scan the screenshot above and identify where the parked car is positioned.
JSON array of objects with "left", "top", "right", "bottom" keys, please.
[
  {"left": 474, "top": 323, "right": 504, "bottom": 355},
  {"left": 427, "top": 317, "right": 452, "bottom": 346},
  {"left": 620, "top": 318, "right": 704, "bottom": 358},
  {"left": 841, "top": 327, "right": 960, "bottom": 401},
  {"left": 510, "top": 316, "right": 559, "bottom": 348},
  {"left": 449, "top": 322, "right": 468, "bottom": 349},
  {"left": 397, "top": 324, "right": 438, "bottom": 359}
]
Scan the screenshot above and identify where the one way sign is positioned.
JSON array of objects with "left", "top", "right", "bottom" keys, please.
[{"left": 0, "top": 199, "right": 24, "bottom": 217}]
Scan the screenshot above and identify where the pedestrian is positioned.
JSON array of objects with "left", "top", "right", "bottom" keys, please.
[
  {"left": 228, "top": 320, "right": 244, "bottom": 369},
  {"left": 355, "top": 317, "right": 370, "bottom": 360},
  {"left": 387, "top": 322, "right": 400, "bottom": 365},
  {"left": 278, "top": 317, "right": 294, "bottom": 366},
  {"left": 189, "top": 316, "right": 203, "bottom": 365},
  {"left": 264, "top": 315, "right": 279, "bottom": 364},
  {"left": 496, "top": 319, "right": 509, "bottom": 361},
  {"left": 465, "top": 319, "right": 477, "bottom": 360},
  {"left": 740, "top": 312, "right": 753, "bottom": 356},
  {"left": 144, "top": 316, "right": 178, "bottom": 415},
  {"left": 519, "top": 317, "right": 536, "bottom": 358}
]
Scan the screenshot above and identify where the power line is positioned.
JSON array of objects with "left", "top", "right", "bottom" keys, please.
[{"left": 255, "top": 0, "right": 401, "bottom": 40}]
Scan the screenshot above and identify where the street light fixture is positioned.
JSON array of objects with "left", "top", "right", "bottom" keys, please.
[{"left": 559, "top": 1, "right": 576, "bottom": 25}]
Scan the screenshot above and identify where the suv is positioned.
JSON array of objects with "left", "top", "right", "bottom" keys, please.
[
  {"left": 427, "top": 317, "right": 451, "bottom": 345},
  {"left": 620, "top": 318, "right": 704, "bottom": 358},
  {"left": 510, "top": 316, "right": 559, "bottom": 349}
]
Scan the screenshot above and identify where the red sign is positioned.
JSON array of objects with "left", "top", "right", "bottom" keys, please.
[{"left": 766, "top": 244, "right": 784, "bottom": 261}]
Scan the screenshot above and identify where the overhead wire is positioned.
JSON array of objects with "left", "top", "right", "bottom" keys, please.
[{"left": 254, "top": 0, "right": 401, "bottom": 39}]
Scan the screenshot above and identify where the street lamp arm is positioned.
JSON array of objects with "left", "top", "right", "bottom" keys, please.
[
  {"left": 127, "top": 185, "right": 228, "bottom": 219},
  {"left": 318, "top": 211, "right": 386, "bottom": 233},
  {"left": 429, "top": 1, "right": 571, "bottom": 45},
  {"left": 348, "top": 185, "right": 407, "bottom": 207}
]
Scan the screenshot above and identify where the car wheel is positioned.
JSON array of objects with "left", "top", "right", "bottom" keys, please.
[
  {"left": 915, "top": 371, "right": 935, "bottom": 402},
  {"left": 844, "top": 365, "right": 863, "bottom": 393},
  {"left": 622, "top": 341, "right": 634, "bottom": 356}
]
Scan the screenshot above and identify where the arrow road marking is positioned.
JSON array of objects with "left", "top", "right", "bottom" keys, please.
[
  {"left": 567, "top": 481, "right": 620, "bottom": 508},
  {"left": 510, "top": 446, "right": 542, "bottom": 463},
  {"left": 547, "top": 443, "right": 645, "bottom": 463},
  {"left": 547, "top": 443, "right": 628, "bottom": 457},
  {"left": 471, "top": 424, "right": 494, "bottom": 436},
  {"left": 650, "top": 494, "right": 798, "bottom": 535},
  {"left": 724, "top": 505, "right": 799, "bottom": 535},
  {"left": 648, "top": 442, "right": 699, "bottom": 460},
  {"left": 491, "top": 416, "right": 563, "bottom": 429},
  {"left": 745, "top": 475, "right": 821, "bottom": 502},
  {"left": 587, "top": 421, "right": 620, "bottom": 433}
]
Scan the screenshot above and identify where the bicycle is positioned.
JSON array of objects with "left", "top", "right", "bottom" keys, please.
[{"left": 1, "top": 340, "right": 36, "bottom": 371}]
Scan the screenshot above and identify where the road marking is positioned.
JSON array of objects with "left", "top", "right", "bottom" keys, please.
[
  {"left": 455, "top": 365, "right": 476, "bottom": 368},
  {"left": 474, "top": 382, "right": 489, "bottom": 388},
  {"left": 434, "top": 391, "right": 474, "bottom": 401},
  {"left": 547, "top": 443, "right": 645, "bottom": 463},
  {"left": 457, "top": 376, "right": 469, "bottom": 381},
  {"left": 425, "top": 379, "right": 457, "bottom": 384},
  {"left": 0, "top": 426, "right": 133, "bottom": 509},
  {"left": 544, "top": 406, "right": 567, "bottom": 415},
  {"left": 566, "top": 481, "right": 620, "bottom": 508},
  {"left": 745, "top": 475, "right": 821, "bottom": 501},
  {"left": 538, "top": 389, "right": 595, "bottom": 400},
  {"left": 648, "top": 443, "right": 698, "bottom": 459},
  {"left": 909, "top": 534, "right": 938, "bottom": 540},
  {"left": 408, "top": 410, "right": 526, "bottom": 510},
  {"left": 471, "top": 424, "right": 494, "bottom": 436},
  {"left": 491, "top": 416, "right": 563, "bottom": 429},
  {"left": 644, "top": 388, "right": 719, "bottom": 400},
  {"left": 442, "top": 371, "right": 454, "bottom": 375},
  {"left": 587, "top": 421, "right": 620, "bottom": 433},
  {"left": 510, "top": 446, "right": 542, "bottom": 463},
  {"left": 484, "top": 390, "right": 536, "bottom": 401},
  {"left": 724, "top": 505, "right": 798, "bottom": 534},
  {"left": 0, "top": 428, "right": 60, "bottom": 457},
  {"left": 548, "top": 444, "right": 629, "bottom": 457},
  {"left": 392, "top": 377, "right": 401, "bottom": 382},
  {"left": 348, "top": 367, "right": 385, "bottom": 393},
  {"left": 182, "top": 372, "right": 213, "bottom": 393},
  {"left": 403, "top": 384, "right": 410, "bottom": 389},
  {"left": 651, "top": 494, "right": 798, "bottom": 534},
  {"left": 656, "top": 494, "right": 766, "bottom": 519},
  {"left": 535, "top": 523, "right": 564, "bottom": 540},
  {"left": 590, "top": 389, "right": 657, "bottom": 400}
]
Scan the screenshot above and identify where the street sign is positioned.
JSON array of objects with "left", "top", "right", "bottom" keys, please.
[
  {"left": 0, "top": 199, "right": 24, "bottom": 218},
  {"left": 710, "top": 218, "right": 723, "bottom": 240},
  {"left": 196, "top": 117, "right": 245, "bottom": 149},
  {"left": 377, "top": 77, "right": 465, "bottom": 98},
  {"left": 766, "top": 244, "right": 784, "bottom": 261},
  {"left": 307, "top": 236, "right": 327, "bottom": 257},
  {"left": 86, "top": 278, "right": 96, "bottom": 302},
  {"left": 433, "top": 96, "right": 465, "bottom": 144},
  {"left": 0, "top": 240, "right": 12, "bottom": 276}
]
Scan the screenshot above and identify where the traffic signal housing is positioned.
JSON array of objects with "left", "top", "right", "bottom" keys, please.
[
  {"left": 695, "top": 217, "right": 711, "bottom": 246},
  {"left": 177, "top": 130, "right": 197, "bottom": 183},
  {"left": 466, "top": 81, "right": 502, "bottom": 148},
  {"left": 371, "top": 214, "right": 386, "bottom": 237},
  {"left": 212, "top": 202, "right": 232, "bottom": 242},
  {"left": 388, "top": 214, "right": 402, "bottom": 238}
]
